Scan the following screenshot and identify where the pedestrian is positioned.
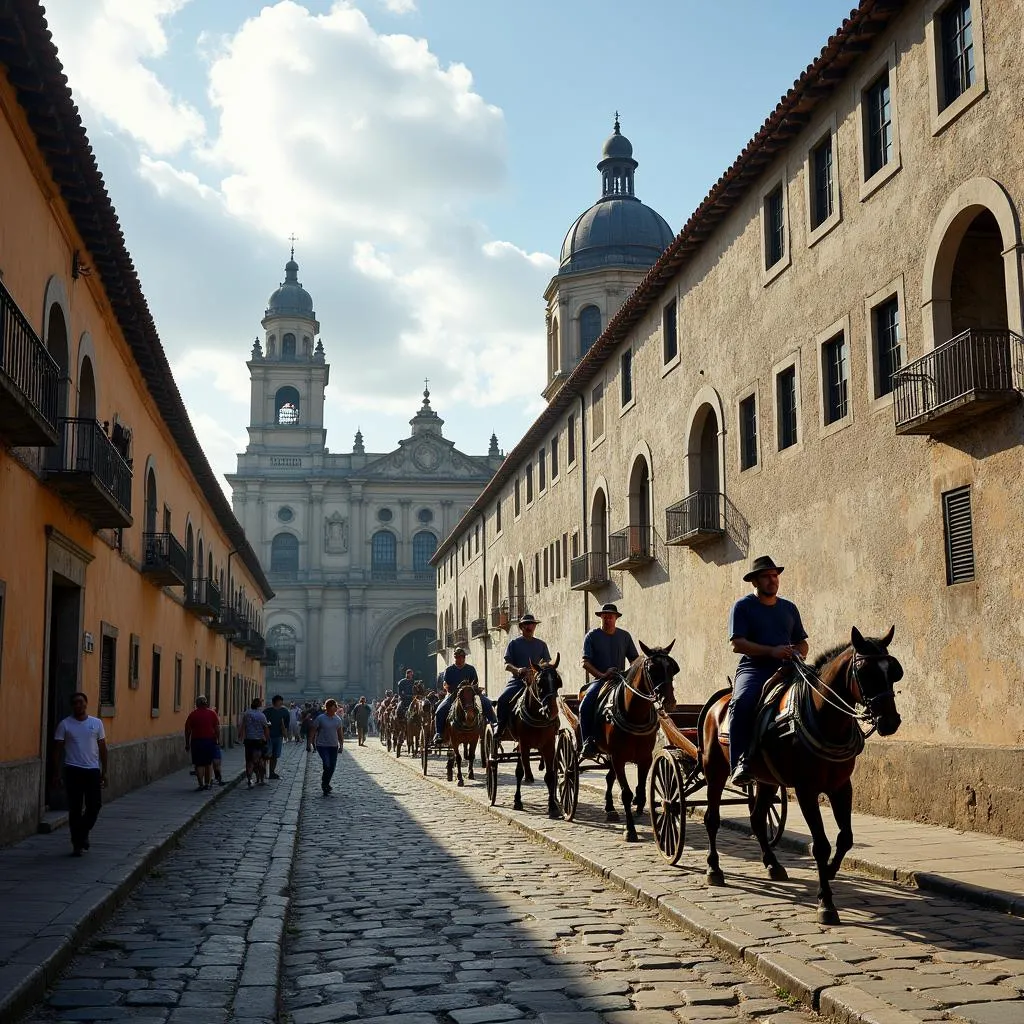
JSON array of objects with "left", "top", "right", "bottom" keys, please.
[
  {"left": 301, "top": 702, "right": 316, "bottom": 751},
  {"left": 51, "top": 692, "right": 108, "bottom": 856},
  {"left": 238, "top": 697, "right": 270, "bottom": 788},
  {"left": 310, "top": 698, "right": 344, "bottom": 796},
  {"left": 263, "top": 694, "right": 290, "bottom": 779},
  {"left": 289, "top": 703, "right": 301, "bottom": 742},
  {"left": 352, "top": 696, "right": 372, "bottom": 745},
  {"left": 184, "top": 695, "right": 220, "bottom": 791}
]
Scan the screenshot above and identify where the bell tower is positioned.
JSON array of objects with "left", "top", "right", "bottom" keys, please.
[{"left": 245, "top": 251, "right": 329, "bottom": 453}]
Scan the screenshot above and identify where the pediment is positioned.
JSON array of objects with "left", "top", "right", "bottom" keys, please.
[{"left": 361, "top": 436, "right": 492, "bottom": 480}]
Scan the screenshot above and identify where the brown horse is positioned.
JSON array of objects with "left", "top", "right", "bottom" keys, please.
[
  {"left": 701, "top": 626, "right": 903, "bottom": 924},
  {"left": 504, "top": 657, "right": 562, "bottom": 817},
  {"left": 443, "top": 683, "right": 482, "bottom": 786},
  {"left": 592, "top": 642, "right": 680, "bottom": 842},
  {"left": 399, "top": 684, "right": 428, "bottom": 757}
]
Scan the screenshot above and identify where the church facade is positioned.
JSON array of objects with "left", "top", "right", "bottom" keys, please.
[{"left": 228, "top": 258, "right": 503, "bottom": 699}]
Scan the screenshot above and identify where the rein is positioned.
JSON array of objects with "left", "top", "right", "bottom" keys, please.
[
  {"left": 516, "top": 669, "right": 557, "bottom": 729},
  {"left": 608, "top": 658, "right": 664, "bottom": 737}
]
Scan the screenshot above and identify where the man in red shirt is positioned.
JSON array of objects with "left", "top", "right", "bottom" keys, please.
[{"left": 184, "top": 695, "right": 220, "bottom": 791}]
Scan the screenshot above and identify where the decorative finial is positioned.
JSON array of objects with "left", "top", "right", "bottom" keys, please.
[
  {"left": 251, "top": 336, "right": 263, "bottom": 359},
  {"left": 613, "top": 111, "right": 620, "bottom": 133},
  {"left": 422, "top": 378, "right": 431, "bottom": 405},
  {"left": 288, "top": 232, "right": 298, "bottom": 260},
  {"left": 353, "top": 427, "right": 365, "bottom": 455},
  {"left": 489, "top": 432, "right": 500, "bottom": 458}
]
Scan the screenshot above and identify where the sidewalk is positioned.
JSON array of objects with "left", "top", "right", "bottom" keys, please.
[{"left": 0, "top": 744, "right": 250, "bottom": 1021}]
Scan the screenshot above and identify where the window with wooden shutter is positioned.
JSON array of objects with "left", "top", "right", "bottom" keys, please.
[
  {"left": 942, "top": 486, "right": 975, "bottom": 585},
  {"left": 129, "top": 634, "right": 140, "bottom": 690},
  {"left": 99, "top": 629, "right": 117, "bottom": 709}
]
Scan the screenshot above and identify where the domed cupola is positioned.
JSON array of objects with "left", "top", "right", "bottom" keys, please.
[
  {"left": 266, "top": 254, "right": 316, "bottom": 319},
  {"left": 559, "top": 116, "right": 674, "bottom": 275}
]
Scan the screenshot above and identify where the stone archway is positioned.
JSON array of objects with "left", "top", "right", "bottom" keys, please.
[
  {"left": 392, "top": 628, "right": 435, "bottom": 688},
  {"left": 373, "top": 609, "right": 437, "bottom": 698}
]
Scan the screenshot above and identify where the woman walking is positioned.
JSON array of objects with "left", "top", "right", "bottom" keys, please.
[{"left": 310, "top": 699, "right": 344, "bottom": 796}]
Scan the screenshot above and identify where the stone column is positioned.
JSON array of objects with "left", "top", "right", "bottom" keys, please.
[
  {"left": 350, "top": 484, "right": 364, "bottom": 572},
  {"left": 399, "top": 499, "right": 411, "bottom": 571},
  {"left": 307, "top": 595, "right": 322, "bottom": 689},
  {"left": 348, "top": 586, "right": 365, "bottom": 687},
  {"left": 309, "top": 483, "right": 324, "bottom": 576}
]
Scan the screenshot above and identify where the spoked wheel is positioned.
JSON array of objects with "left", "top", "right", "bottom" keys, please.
[
  {"left": 554, "top": 731, "right": 579, "bottom": 821},
  {"left": 649, "top": 750, "right": 686, "bottom": 865},
  {"left": 748, "top": 785, "right": 789, "bottom": 847},
  {"left": 420, "top": 726, "right": 429, "bottom": 776},
  {"left": 483, "top": 729, "right": 498, "bottom": 805}
]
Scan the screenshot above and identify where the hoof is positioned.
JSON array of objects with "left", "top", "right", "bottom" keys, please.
[
  {"left": 605, "top": 810, "right": 620, "bottom": 823},
  {"left": 457, "top": 779, "right": 465, "bottom": 787},
  {"left": 633, "top": 807, "right": 646, "bottom": 818},
  {"left": 513, "top": 800, "right": 524, "bottom": 811},
  {"left": 625, "top": 831, "right": 640, "bottom": 843},
  {"left": 548, "top": 807, "right": 561, "bottom": 819},
  {"left": 767, "top": 864, "right": 789, "bottom": 882},
  {"left": 706, "top": 870, "right": 726, "bottom": 887},
  {"left": 523, "top": 773, "right": 535, "bottom": 785},
  {"left": 817, "top": 906, "right": 841, "bottom": 926}
]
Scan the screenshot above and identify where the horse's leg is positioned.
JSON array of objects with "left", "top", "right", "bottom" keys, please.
[
  {"left": 513, "top": 750, "right": 525, "bottom": 811},
  {"left": 633, "top": 756, "right": 650, "bottom": 816},
  {"left": 604, "top": 767, "right": 620, "bottom": 822},
  {"left": 523, "top": 749, "right": 534, "bottom": 785},
  {"left": 703, "top": 750, "right": 728, "bottom": 886},
  {"left": 543, "top": 737, "right": 559, "bottom": 819},
  {"left": 826, "top": 780, "right": 854, "bottom": 881},
  {"left": 750, "top": 783, "right": 788, "bottom": 881},
  {"left": 612, "top": 755, "right": 638, "bottom": 842},
  {"left": 794, "top": 785, "right": 838, "bottom": 924},
  {"left": 446, "top": 740, "right": 453, "bottom": 782},
  {"left": 455, "top": 744, "right": 465, "bottom": 787},
  {"left": 468, "top": 740, "right": 476, "bottom": 780}
]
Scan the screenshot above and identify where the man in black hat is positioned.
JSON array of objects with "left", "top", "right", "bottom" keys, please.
[
  {"left": 495, "top": 613, "right": 551, "bottom": 738},
  {"left": 433, "top": 647, "right": 494, "bottom": 743},
  {"left": 578, "top": 604, "right": 640, "bottom": 759},
  {"left": 728, "top": 555, "right": 808, "bottom": 786}
]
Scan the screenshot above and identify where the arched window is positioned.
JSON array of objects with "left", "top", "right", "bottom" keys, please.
[
  {"left": 271, "top": 533, "right": 299, "bottom": 576},
  {"left": 186, "top": 523, "right": 195, "bottom": 584},
  {"left": 275, "top": 386, "right": 300, "bottom": 426},
  {"left": 371, "top": 530, "right": 397, "bottom": 580},
  {"left": 460, "top": 597, "right": 468, "bottom": 630},
  {"left": 590, "top": 487, "right": 608, "bottom": 556},
  {"left": 145, "top": 467, "right": 158, "bottom": 534},
  {"left": 477, "top": 585, "right": 485, "bottom": 620},
  {"left": 78, "top": 355, "right": 97, "bottom": 421},
  {"left": 628, "top": 456, "right": 651, "bottom": 529},
  {"left": 46, "top": 303, "right": 70, "bottom": 416},
  {"left": 282, "top": 333, "right": 296, "bottom": 360},
  {"left": 412, "top": 531, "right": 437, "bottom": 575},
  {"left": 580, "top": 305, "right": 602, "bottom": 355},
  {"left": 267, "top": 624, "right": 296, "bottom": 680},
  {"left": 515, "top": 561, "right": 525, "bottom": 617},
  {"left": 197, "top": 539, "right": 204, "bottom": 582}
]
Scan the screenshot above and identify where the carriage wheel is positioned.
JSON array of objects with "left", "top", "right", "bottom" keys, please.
[
  {"left": 420, "top": 726, "right": 429, "bottom": 776},
  {"left": 554, "top": 731, "right": 579, "bottom": 821},
  {"left": 483, "top": 729, "right": 498, "bottom": 805},
  {"left": 648, "top": 751, "right": 686, "bottom": 865},
  {"left": 748, "top": 785, "right": 789, "bottom": 848}
]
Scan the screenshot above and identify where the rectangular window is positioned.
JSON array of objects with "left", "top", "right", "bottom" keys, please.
[
  {"left": 538, "top": 448, "right": 546, "bottom": 491},
  {"left": 592, "top": 383, "right": 605, "bottom": 439},
  {"left": 194, "top": 660, "right": 202, "bottom": 702},
  {"left": 99, "top": 627, "right": 117, "bottom": 710},
  {"left": 514, "top": 478, "right": 521, "bottom": 517},
  {"left": 663, "top": 299, "right": 678, "bottom": 363},
  {"left": 129, "top": 634, "right": 140, "bottom": 690},
  {"left": 526, "top": 462, "right": 534, "bottom": 503},
  {"left": 567, "top": 414, "right": 577, "bottom": 464},
  {"left": 162, "top": 504, "right": 172, "bottom": 534},
  {"left": 941, "top": 0, "right": 975, "bottom": 107},
  {"left": 543, "top": 548, "right": 549, "bottom": 587},
  {"left": 942, "top": 486, "right": 975, "bottom": 584},
  {"left": 550, "top": 433, "right": 559, "bottom": 479},
  {"left": 151, "top": 646, "right": 162, "bottom": 714},
  {"left": 174, "top": 654, "right": 183, "bottom": 712},
  {"left": 739, "top": 395, "right": 758, "bottom": 470},
  {"left": 873, "top": 296, "right": 902, "bottom": 397},
  {"left": 534, "top": 553, "right": 540, "bottom": 593},
  {"left": 204, "top": 665, "right": 211, "bottom": 701},
  {"left": 562, "top": 533, "right": 568, "bottom": 577},
  {"left": 810, "top": 135, "right": 834, "bottom": 229},
  {"left": 553, "top": 542, "right": 559, "bottom": 580},
  {"left": 571, "top": 532, "right": 580, "bottom": 559},
  {"left": 620, "top": 349, "right": 633, "bottom": 406},
  {"left": 495, "top": 497, "right": 502, "bottom": 533},
  {"left": 215, "top": 669, "right": 221, "bottom": 714},
  {"left": 822, "top": 332, "right": 849, "bottom": 424},
  {"left": 865, "top": 70, "right": 893, "bottom": 178},
  {"left": 777, "top": 366, "right": 798, "bottom": 450},
  {"left": 474, "top": 524, "right": 480, "bottom": 554},
  {"left": 764, "top": 185, "right": 785, "bottom": 268}
]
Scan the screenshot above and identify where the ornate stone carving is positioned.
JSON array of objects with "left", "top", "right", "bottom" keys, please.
[{"left": 324, "top": 512, "right": 348, "bottom": 553}]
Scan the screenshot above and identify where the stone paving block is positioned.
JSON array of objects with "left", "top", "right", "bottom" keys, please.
[
  {"left": 925, "top": 985, "right": 1021, "bottom": 1008},
  {"left": 449, "top": 1006, "right": 524, "bottom": 1024},
  {"left": 602, "top": 1012, "right": 681, "bottom": 1024},
  {"left": 678, "top": 987, "right": 739, "bottom": 1006},
  {"left": 819, "top": 984, "right": 931, "bottom": 1024},
  {"left": 290, "top": 1000, "right": 361, "bottom": 1023},
  {"left": 745, "top": 951, "right": 835, "bottom": 1007},
  {"left": 949, "top": 1002, "right": 1024, "bottom": 1024}
]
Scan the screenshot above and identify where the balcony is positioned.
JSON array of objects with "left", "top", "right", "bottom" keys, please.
[
  {"left": 665, "top": 492, "right": 725, "bottom": 548},
  {"left": 231, "top": 615, "right": 252, "bottom": 649},
  {"left": 210, "top": 605, "right": 240, "bottom": 636},
  {"left": 570, "top": 552, "right": 609, "bottom": 592},
  {"left": 445, "top": 631, "right": 455, "bottom": 649},
  {"left": 509, "top": 592, "right": 527, "bottom": 622},
  {"left": 608, "top": 525, "right": 654, "bottom": 571},
  {"left": 453, "top": 626, "right": 469, "bottom": 648},
  {"left": 45, "top": 418, "right": 133, "bottom": 528},
  {"left": 426, "top": 638, "right": 442, "bottom": 656},
  {"left": 470, "top": 617, "right": 488, "bottom": 639},
  {"left": 371, "top": 563, "right": 398, "bottom": 582},
  {"left": 141, "top": 532, "right": 187, "bottom": 586},
  {"left": 0, "top": 279, "right": 61, "bottom": 446},
  {"left": 893, "top": 328, "right": 1023, "bottom": 435},
  {"left": 185, "top": 578, "right": 222, "bottom": 619},
  {"left": 246, "top": 628, "right": 266, "bottom": 659},
  {"left": 259, "top": 646, "right": 279, "bottom": 667},
  {"left": 490, "top": 604, "right": 510, "bottom": 632}
]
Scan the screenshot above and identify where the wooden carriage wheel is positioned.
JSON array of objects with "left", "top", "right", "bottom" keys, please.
[
  {"left": 648, "top": 750, "right": 686, "bottom": 865},
  {"left": 747, "top": 785, "right": 788, "bottom": 848},
  {"left": 483, "top": 729, "right": 498, "bottom": 805},
  {"left": 554, "top": 731, "right": 579, "bottom": 821},
  {"left": 420, "top": 725, "right": 429, "bottom": 776}
]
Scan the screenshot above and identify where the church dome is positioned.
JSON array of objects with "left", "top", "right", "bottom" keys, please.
[
  {"left": 266, "top": 257, "right": 315, "bottom": 318},
  {"left": 559, "top": 117, "right": 674, "bottom": 275}
]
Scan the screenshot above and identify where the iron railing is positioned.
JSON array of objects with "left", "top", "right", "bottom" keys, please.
[
  {"left": 445, "top": 631, "right": 455, "bottom": 649},
  {"left": 185, "top": 577, "right": 222, "bottom": 618},
  {"left": 665, "top": 491, "right": 725, "bottom": 546},
  {"left": 259, "top": 646, "right": 279, "bottom": 667},
  {"left": 141, "top": 532, "right": 188, "bottom": 586},
  {"left": 453, "top": 627, "right": 469, "bottom": 648},
  {"left": 570, "top": 552, "right": 609, "bottom": 591},
  {"left": 508, "top": 591, "right": 527, "bottom": 622},
  {"left": 490, "top": 603, "right": 510, "bottom": 631},
  {"left": 608, "top": 525, "right": 654, "bottom": 569},
  {"left": 371, "top": 563, "right": 398, "bottom": 582},
  {"left": 893, "top": 328, "right": 1023, "bottom": 433},
  {"left": 426, "top": 638, "right": 442, "bottom": 655},
  {"left": 470, "top": 617, "right": 488, "bottom": 638}
]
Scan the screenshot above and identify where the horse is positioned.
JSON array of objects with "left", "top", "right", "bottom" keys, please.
[
  {"left": 503, "top": 656, "right": 562, "bottom": 817},
  {"left": 406, "top": 687, "right": 433, "bottom": 755},
  {"left": 442, "top": 683, "right": 483, "bottom": 786},
  {"left": 586, "top": 641, "right": 680, "bottom": 842},
  {"left": 701, "top": 626, "right": 903, "bottom": 924}
]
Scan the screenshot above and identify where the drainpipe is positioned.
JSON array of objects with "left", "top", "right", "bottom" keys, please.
[
  {"left": 578, "top": 391, "right": 589, "bottom": 687},
  {"left": 226, "top": 549, "right": 237, "bottom": 746}
]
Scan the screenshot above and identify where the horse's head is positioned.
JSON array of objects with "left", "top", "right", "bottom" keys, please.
[
  {"left": 638, "top": 639, "right": 680, "bottom": 712},
  {"left": 456, "top": 683, "right": 478, "bottom": 724},
  {"left": 849, "top": 625, "right": 902, "bottom": 737},
  {"left": 532, "top": 654, "right": 562, "bottom": 717}
]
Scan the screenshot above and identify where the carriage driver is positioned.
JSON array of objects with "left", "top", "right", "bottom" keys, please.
[
  {"left": 432, "top": 647, "right": 496, "bottom": 743},
  {"left": 579, "top": 603, "right": 640, "bottom": 760},
  {"left": 495, "top": 613, "right": 551, "bottom": 738},
  {"left": 728, "top": 555, "right": 808, "bottom": 787},
  {"left": 395, "top": 669, "right": 416, "bottom": 713}
]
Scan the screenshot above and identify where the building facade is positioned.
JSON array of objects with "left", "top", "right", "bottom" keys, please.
[
  {"left": 228, "top": 264, "right": 504, "bottom": 699},
  {"left": 435, "top": 0, "right": 1024, "bottom": 839},
  {"left": 0, "top": 3, "right": 273, "bottom": 846}
]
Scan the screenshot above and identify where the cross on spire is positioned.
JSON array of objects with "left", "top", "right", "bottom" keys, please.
[
  {"left": 288, "top": 233, "right": 298, "bottom": 259},
  {"left": 613, "top": 110, "right": 620, "bottom": 132}
]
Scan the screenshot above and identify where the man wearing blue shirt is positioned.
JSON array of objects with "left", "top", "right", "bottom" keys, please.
[
  {"left": 728, "top": 555, "right": 808, "bottom": 786},
  {"left": 433, "top": 647, "right": 495, "bottom": 742},
  {"left": 579, "top": 603, "right": 639, "bottom": 759},
  {"left": 495, "top": 613, "right": 551, "bottom": 738}
]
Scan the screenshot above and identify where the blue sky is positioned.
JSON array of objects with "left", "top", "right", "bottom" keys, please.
[{"left": 41, "top": 0, "right": 855, "bottom": 487}]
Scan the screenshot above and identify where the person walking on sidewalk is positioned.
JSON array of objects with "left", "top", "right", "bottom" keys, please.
[
  {"left": 352, "top": 696, "right": 372, "bottom": 745},
  {"left": 184, "top": 695, "right": 219, "bottom": 790},
  {"left": 263, "top": 695, "right": 290, "bottom": 779},
  {"left": 239, "top": 697, "right": 270, "bottom": 788},
  {"left": 289, "top": 702, "right": 301, "bottom": 743},
  {"left": 310, "top": 698, "right": 344, "bottom": 795},
  {"left": 51, "top": 692, "right": 108, "bottom": 856}
]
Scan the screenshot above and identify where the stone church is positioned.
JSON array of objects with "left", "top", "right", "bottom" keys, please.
[{"left": 228, "top": 255, "right": 504, "bottom": 699}]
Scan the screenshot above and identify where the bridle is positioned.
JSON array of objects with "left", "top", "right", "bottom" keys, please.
[
  {"left": 621, "top": 654, "right": 676, "bottom": 708},
  {"left": 791, "top": 650, "right": 896, "bottom": 738}
]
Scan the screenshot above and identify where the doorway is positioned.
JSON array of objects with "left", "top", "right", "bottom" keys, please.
[
  {"left": 393, "top": 628, "right": 435, "bottom": 687},
  {"left": 45, "top": 574, "right": 82, "bottom": 809}
]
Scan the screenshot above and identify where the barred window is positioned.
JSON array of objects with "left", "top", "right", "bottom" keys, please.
[
  {"left": 811, "top": 135, "right": 834, "bottom": 228},
  {"left": 663, "top": 299, "right": 678, "bottom": 363},
  {"left": 99, "top": 631, "right": 117, "bottom": 709},
  {"left": 777, "top": 366, "right": 798, "bottom": 450}
]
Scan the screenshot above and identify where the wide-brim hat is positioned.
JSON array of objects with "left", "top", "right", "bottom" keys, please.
[
  {"left": 595, "top": 603, "right": 622, "bottom": 618},
  {"left": 743, "top": 555, "right": 785, "bottom": 583},
  {"left": 452, "top": 646, "right": 467, "bottom": 656},
  {"left": 518, "top": 613, "right": 541, "bottom": 626}
]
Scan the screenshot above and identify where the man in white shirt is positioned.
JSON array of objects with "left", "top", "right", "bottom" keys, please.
[{"left": 52, "top": 691, "right": 108, "bottom": 856}]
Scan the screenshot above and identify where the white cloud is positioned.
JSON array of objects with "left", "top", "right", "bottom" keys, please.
[{"left": 381, "top": 0, "right": 417, "bottom": 13}]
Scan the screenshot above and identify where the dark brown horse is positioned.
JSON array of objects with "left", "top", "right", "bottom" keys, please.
[
  {"left": 593, "top": 642, "right": 680, "bottom": 842},
  {"left": 443, "top": 683, "right": 482, "bottom": 786},
  {"left": 398, "top": 684, "right": 428, "bottom": 757},
  {"left": 505, "top": 657, "right": 562, "bottom": 817},
  {"left": 701, "top": 626, "right": 903, "bottom": 923}
]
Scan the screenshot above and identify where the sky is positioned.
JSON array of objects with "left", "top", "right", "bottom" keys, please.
[{"left": 41, "top": 0, "right": 857, "bottom": 490}]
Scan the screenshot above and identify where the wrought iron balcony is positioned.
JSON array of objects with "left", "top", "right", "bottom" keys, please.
[
  {"left": 141, "top": 532, "right": 187, "bottom": 586},
  {"left": 509, "top": 592, "right": 527, "bottom": 622},
  {"left": 45, "top": 418, "right": 133, "bottom": 528},
  {"left": 0, "top": 279, "right": 60, "bottom": 446},
  {"left": 210, "top": 605, "right": 239, "bottom": 635},
  {"left": 245, "top": 628, "right": 266, "bottom": 659},
  {"left": 893, "top": 328, "right": 1023, "bottom": 435},
  {"left": 445, "top": 631, "right": 455, "bottom": 649},
  {"left": 665, "top": 491, "right": 725, "bottom": 548},
  {"left": 185, "top": 577, "right": 222, "bottom": 619},
  {"left": 490, "top": 604, "right": 510, "bottom": 631},
  {"left": 570, "top": 552, "right": 609, "bottom": 592},
  {"left": 259, "top": 646, "right": 279, "bottom": 667},
  {"left": 453, "top": 627, "right": 469, "bottom": 648},
  {"left": 231, "top": 614, "right": 252, "bottom": 649},
  {"left": 471, "top": 617, "right": 488, "bottom": 639},
  {"left": 608, "top": 525, "right": 654, "bottom": 570},
  {"left": 426, "top": 638, "right": 441, "bottom": 655}
]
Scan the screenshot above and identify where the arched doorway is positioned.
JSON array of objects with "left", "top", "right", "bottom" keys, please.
[
  {"left": 684, "top": 395, "right": 725, "bottom": 533},
  {"left": 949, "top": 210, "right": 1008, "bottom": 333},
  {"left": 393, "top": 628, "right": 435, "bottom": 687},
  {"left": 590, "top": 488, "right": 608, "bottom": 556}
]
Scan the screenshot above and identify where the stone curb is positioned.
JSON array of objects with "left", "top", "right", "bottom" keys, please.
[
  {"left": 379, "top": 746, "right": 986, "bottom": 1024},
  {"left": 0, "top": 766, "right": 246, "bottom": 1024}
]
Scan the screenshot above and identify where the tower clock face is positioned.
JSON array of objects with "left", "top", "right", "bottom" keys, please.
[{"left": 413, "top": 444, "right": 439, "bottom": 472}]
